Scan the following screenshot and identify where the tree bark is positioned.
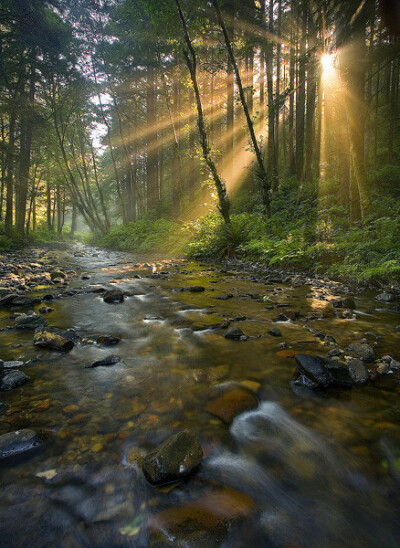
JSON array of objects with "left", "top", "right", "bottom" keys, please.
[
  {"left": 213, "top": 0, "right": 270, "bottom": 215},
  {"left": 174, "top": 0, "right": 231, "bottom": 224}
]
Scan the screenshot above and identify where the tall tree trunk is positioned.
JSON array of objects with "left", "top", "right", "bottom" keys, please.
[
  {"left": 213, "top": 0, "right": 271, "bottom": 215},
  {"left": 388, "top": 40, "right": 399, "bottom": 163},
  {"left": 146, "top": 64, "right": 159, "bottom": 211},
  {"left": 305, "top": 54, "right": 317, "bottom": 181},
  {"left": 174, "top": 0, "right": 231, "bottom": 224},
  {"left": 266, "top": 0, "right": 276, "bottom": 186},
  {"left": 275, "top": 0, "right": 282, "bottom": 184},
  {"left": 4, "top": 109, "right": 16, "bottom": 235},
  {"left": 47, "top": 182, "right": 52, "bottom": 231},
  {"left": 15, "top": 68, "right": 35, "bottom": 236},
  {"left": 340, "top": 27, "right": 371, "bottom": 221},
  {"left": 296, "top": 5, "right": 307, "bottom": 182},
  {"left": 288, "top": 4, "right": 296, "bottom": 176},
  {"left": 226, "top": 0, "right": 235, "bottom": 188},
  {"left": 69, "top": 204, "right": 78, "bottom": 239}
]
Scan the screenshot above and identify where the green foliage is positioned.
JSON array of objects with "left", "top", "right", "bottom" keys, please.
[
  {"left": 88, "top": 218, "right": 187, "bottom": 254},
  {"left": 187, "top": 182, "right": 400, "bottom": 284},
  {"left": 0, "top": 234, "right": 15, "bottom": 252},
  {"left": 370, "top": 165, "right": 400, "bottom": 196}
]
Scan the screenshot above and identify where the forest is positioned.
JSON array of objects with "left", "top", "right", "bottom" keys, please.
[
  {"left": 0, "top": 0, "right": 399, "bottom": 283},
  {"left": 2, "top": 3, "right": 400, "bottom": 546}
]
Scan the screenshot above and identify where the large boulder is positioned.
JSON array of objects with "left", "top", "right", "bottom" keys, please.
[
  {"left": 295, "top": 354, "right": 331, "bottom": 388},
  {"left": 326, "top": 360, "right": 353, "bottom": 388},
  {"left": 34, "top": 329, "right": 74, "bottom": 351},
  {"left": 11, "top": 296, "right": 40, "bottom": 307},
  {"left": 0, "top": 370, "right": 29, "bottom": 390},
  {"left": 15, "top": 313, "right": 47, "bottom": 329},
  {"left": 142, "top": 430, "right": 202, "bottom": 485},
  {"left": 294, "top": 354, "right": 353, "bottom": 390},
  {"left": 0, "top": 429, "right": 44, "bottom": 460}
]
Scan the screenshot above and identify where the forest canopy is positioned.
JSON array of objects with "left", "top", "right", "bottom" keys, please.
[{"left": 0, "top": 0, "right": 399, "bottom": 281}]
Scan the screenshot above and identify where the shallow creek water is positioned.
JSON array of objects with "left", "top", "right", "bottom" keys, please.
[{"left": 0, "top": 245, "right": 400, "bottom": 547}]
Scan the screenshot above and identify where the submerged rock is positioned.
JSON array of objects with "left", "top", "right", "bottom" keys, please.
[
  {"left": 224, "top": 327, "right": 246, "bottom": 340},
  {"left": 86, "top": 355, "right": 120, "bottom": 368},
  {"left": 206, "top": 388, "right": 258, "bottom": 424},
  {"left": 376, "top": 292, "right": 393, "bottom": 302},
  {"left": 268, "top": 327, "right": 282, "bottom": 337},
  {"left": 0, "top": 370, "right": 29, "bottom": 390},
  {"left": 348, "top": 343, "right": 375, "bottom": 361},
  {"left": 15, "top": 313, "right": 47, "bottom": 329},
  {"left": 148, "top": 487, "right": 254, "bottom": 547},
  {"left": 188, "top": 286, "right": 205, "bottom": 293},
  {"left": 103, "top": 288, "right": 124, "bottom": 303},
  {"left": 97, "top": 335, "right": 120, "bottom": 346},
  {"left": 0, "top": 429, "right": 44, "bottom": 460},
  {"left": 142, "top": 430, "right": 202, "bottom": 485},
  {"left": 333, "top": 297, "right": 356, "bottom": 309},
  {"left": 34, "top": 329, "right": 74, "bottom": 351}
]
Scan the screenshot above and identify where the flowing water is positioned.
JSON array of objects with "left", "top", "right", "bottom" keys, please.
[{"left": 0, "top": 245, "right": 400, "bottom": 547}]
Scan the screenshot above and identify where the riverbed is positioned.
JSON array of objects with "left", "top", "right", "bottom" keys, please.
[{"left": 0, "top": 244, "right": 399, "bottom": 547}]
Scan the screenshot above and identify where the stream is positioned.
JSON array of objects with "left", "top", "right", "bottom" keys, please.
[{"left": 0, "top": 244, "right": 400, "bottom": 547}]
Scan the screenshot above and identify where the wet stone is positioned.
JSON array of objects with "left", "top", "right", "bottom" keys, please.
[
  {"left": 97, "top": 335, "right": 120, "bottom": 346},
  {"left": 295, "top": 354, "right": 331, "bottom": 388},
  {"left": 3, "top": 360, "right": 24, "bottom": 369},
  {"left": 206, "top": 388, "right": 258, "bottom": 424},
  {"left": 326, "top": 360, "right": 353, "bottom": 388},
  {"left": 148, "top": 487, "right": 255, "bottom": 548},
  {"left": 188, "top": 286, "right": 205, "bottom": 293},
  {"left": 348, "top": 343, "right": 375, "bottom": 362},
  {"left": 50, "top": 270, "right": 66, "bottom": 280},
  {"left": 34, "top": 329, "right": 74, "bottom": 351},
  {"left": 376, "top": 292, "right": 393, "bottom": 302},
  {"left": 224, "top": 327, "right": 246, "bottom": 340},
  {"left": 15, "top": 313, "right": 48, "bottom": 329},
  {"left": 333, "top": 296, "right": 356, "bottom": 309},
  {"left": 142, "top": 430, "right": 203, "bottom": 485},
  {"left": 38, "top": 306, "right": 55, "bottom": 314},
  {"left": 348, "top": 358, "right": 369, "bottom": 384},
  {"left": 0, "top": 370, "right": 29, "bottom": 390},
  {"left": 86, "top": 355, "right": 120, "bottom": 368},
  {"left": 268, "top": 327, "right": 282, "bottom": 337},
  {"left": 0, "top": 429, "right": 44, "bottom": 460},
  {"left": 103, "top": 288, "right": 124, "bottom": 303}
]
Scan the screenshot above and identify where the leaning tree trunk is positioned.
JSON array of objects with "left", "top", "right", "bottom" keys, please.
[
  {"left": 212, "top": 0, "right": 271, "bottom": 216},
  {"left": 174, "top": 0, "right": 231, "bottom": 225}
]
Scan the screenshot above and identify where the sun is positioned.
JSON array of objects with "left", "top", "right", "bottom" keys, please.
[{"left": 321, "top": 53, "right": 335, "bottom": 77}]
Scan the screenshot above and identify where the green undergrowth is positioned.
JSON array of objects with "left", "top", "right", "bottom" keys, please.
[
  {"left": 85, "top": 218, "right": 188, "bottom": 255},
  {"left": 187, "top": 180, "right": 400, "bottom": 285}
]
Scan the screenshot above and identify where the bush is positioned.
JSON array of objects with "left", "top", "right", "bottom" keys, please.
[{"left": 91, "top": 218, "right": 188, "bottom": 255}]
